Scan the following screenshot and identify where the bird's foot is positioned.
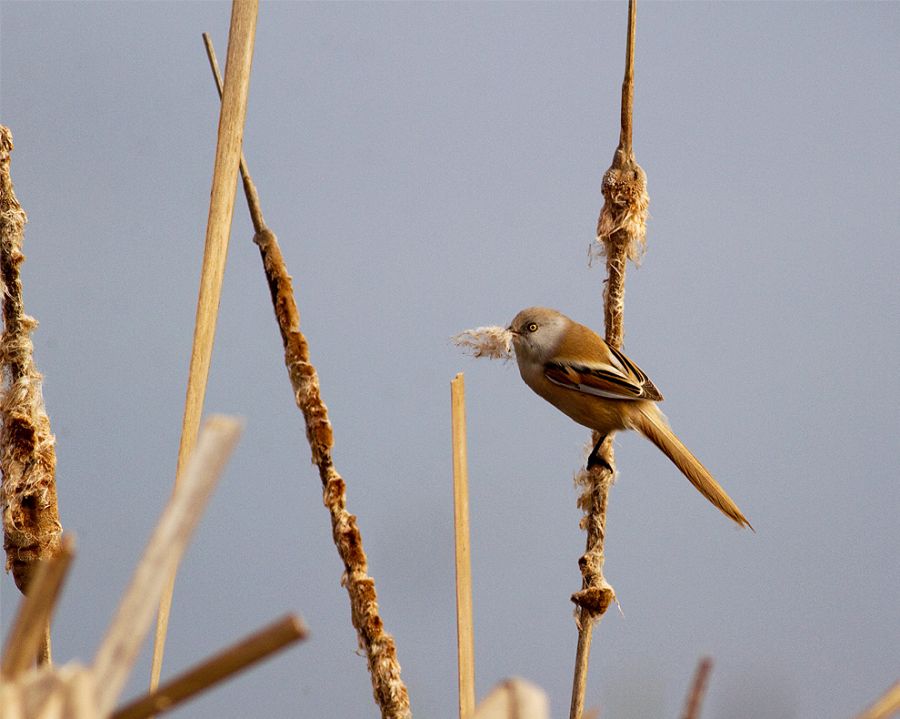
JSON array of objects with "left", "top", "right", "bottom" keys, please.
[{"left": 586, "top": 435, "right": 612, "bottom": 471}]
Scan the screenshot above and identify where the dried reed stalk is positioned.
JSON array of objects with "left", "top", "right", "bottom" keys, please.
[
  {"left": 203, "top": 35, "right": 411, "bottom": 719},
  {"left": 0, "top": 661, "right": 95, "bottom": 719},
  {"left": 111, "top": 614, "right": 307, "bottom": 719},
  {"left": 150, "top": 0, "right": 258, "bottom": 690},
  {"left": 854, "top": 681, "right": 900, "bottom": 719},
  {"left": 0, "top": 125, "right": 63, "bottom": 670},
  {"left": 1, "top": 535, "right": 74, "bottom": 678},
  {"left": 0, "top": 126, "right": 63, "bottom": 593},
  {"left": 451, "top": 373, "right": 475, "bottom": 719},
  {"left": 569, "top": 2, "right": 648, "bottom": 718},
  {"left": 95, "top": 417, "right": 242, "bottom": 717},
  {"left": 680, "top": 657, "right": 713, "bottom": 719}
]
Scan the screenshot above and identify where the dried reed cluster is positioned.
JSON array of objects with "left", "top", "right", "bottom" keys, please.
[{"left": 0, "top": 126, "right": 62, "bottom": 598}]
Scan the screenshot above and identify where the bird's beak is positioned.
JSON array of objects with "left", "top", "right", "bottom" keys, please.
[{"left": 507, "top": 326, "right": 519, "bottom": 335}]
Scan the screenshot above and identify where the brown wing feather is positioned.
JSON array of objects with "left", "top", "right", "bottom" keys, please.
[{"left": 548, "top": 319, "right": 664, "bottom": 401}]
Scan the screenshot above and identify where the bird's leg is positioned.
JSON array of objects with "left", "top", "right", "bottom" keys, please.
[{"left": 586, "top": 434, "right": 612, "bottom": 471}]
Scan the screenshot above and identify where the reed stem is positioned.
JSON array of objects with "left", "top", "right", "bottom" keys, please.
[
  {"left": 569, "top": 2, "right": 648, "bottom": 717},
  {"left": 150, "top": 0, "right": 258, "bottom": 690},
  {"left": 680, "top": 657, "right": 713, "bottom": 719},
  {"left": 95, "top": 417, "right": 243, "bottom": 717},
  {"left": 854, "top": 681, "right": 900, "bottom": 719},
  {"left": 0, "top": 535, "right": 74, "bottom": 677},
  {"left": 451, "top": 373, "right": 475, "bottom": 719},
  {"left": 112, "top": 615, "right": 306, "bottom": 719},
  {"left": 202, "top": 34, "right": 411, "bottom": 719}
]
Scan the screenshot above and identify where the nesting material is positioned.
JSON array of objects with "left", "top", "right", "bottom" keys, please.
[
  {"left": 0, "top": 126, "right": 62, "bottom": 594},
  {"left": 452, "top": 326, "right": 513, "bottom": 361}
]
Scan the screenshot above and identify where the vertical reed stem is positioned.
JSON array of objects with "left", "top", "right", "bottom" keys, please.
[
  {"left": 569, "top": 2, "right": 648, "bottom": 717},
  {"left": 150, "top": 0, "right": 258, "bottom": 690},
  {"left": 451, "top": 373, "right": 475, "bottom": 719}
]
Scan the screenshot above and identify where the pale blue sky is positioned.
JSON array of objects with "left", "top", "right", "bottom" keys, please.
[{"left": 1, "top": 2, "right": 898, "bottom": 718}]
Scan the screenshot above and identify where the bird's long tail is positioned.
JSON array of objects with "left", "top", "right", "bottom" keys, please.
[{"left": 631, "top": 405, "right": 752, "bottom": 529}]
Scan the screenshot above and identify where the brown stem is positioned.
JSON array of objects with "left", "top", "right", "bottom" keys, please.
[
  {"left": 680, "top": 657, "right": 713, "bottom": 719},
  {"left": 570, "top": 1, "right": 648, "bottom": 717},
  {"left": 202, "top": 34, "right": 412, "bottom": 719},
  {"left": 618, "top": 0, "right": 636, "bottom": 159},
  {"left": 254, "top": 229, "right": 411, "bottom": 718}
]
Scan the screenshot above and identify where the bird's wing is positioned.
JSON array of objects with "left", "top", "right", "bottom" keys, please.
[{"left": 544, "top": 345, "right": 663, "bottom": 402}]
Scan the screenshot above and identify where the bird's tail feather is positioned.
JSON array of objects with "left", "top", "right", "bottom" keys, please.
[{"left": 632, "top": 406, "right": 752, "bottom": 529}]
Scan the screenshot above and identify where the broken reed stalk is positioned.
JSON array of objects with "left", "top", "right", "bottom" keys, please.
[
  {"left": 111, "top": 614, "right": 307, "bottom": 719},
  {"left": 150, "top": 0, "right": 258, "bottom": 691},
  {"left": 451, "top": 373, "right": 475, "bottom": 719},
  {"left": 569, "top": 2, "right": 648, "bottom": 718},
  {"left": 1, "top": 534, "right": 74, "bottom": 678},
  {"left": 203, "top": 34, "right": 412, "bottom": 719},
  {"left": 680, "top": 657, "right": 713, "bottom": 719},
  {"left": 0, "top": 125, "right": 63, "bottom": 669},
  {"left": 854, "top": 681, "right": 900, "bottom": 719},
  {"left": 95, "top": 417, "right": 243, "bottom": 717}
]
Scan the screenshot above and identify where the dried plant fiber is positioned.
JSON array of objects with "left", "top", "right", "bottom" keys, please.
[
  {"left": 254, "top": 227, "right": 410, "bottom": 719},
  {"left": 452, "top": 326, "right": 513, "bottom": 361},
  {"left": 0, "top": 126, "right": 62, "bottom": 594}
]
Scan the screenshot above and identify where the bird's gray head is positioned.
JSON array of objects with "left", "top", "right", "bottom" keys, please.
[{"left": 508, "top": 307, "right": 570, "bottom": 364}]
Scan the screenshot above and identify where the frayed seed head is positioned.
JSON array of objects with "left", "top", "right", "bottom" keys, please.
[{"left": 590, "top": 163, "right": 649, "bottom": 266}]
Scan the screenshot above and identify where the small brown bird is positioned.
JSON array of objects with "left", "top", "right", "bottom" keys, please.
[{"left": 508, "top": 307, "right": 750, "bottom": 528}]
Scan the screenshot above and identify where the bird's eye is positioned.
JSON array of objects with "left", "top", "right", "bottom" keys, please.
[{"left": 527, "top": 322, "right": 538, "bottom": 333}]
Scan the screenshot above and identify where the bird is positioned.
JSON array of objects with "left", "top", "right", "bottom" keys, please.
[{"left": 508, "top": 306, "right": 751, "bottom": 528}]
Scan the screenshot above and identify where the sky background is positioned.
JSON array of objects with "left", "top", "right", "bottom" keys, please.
[{"left": 1, "top": 2, "right": 898, "bottom": 718}]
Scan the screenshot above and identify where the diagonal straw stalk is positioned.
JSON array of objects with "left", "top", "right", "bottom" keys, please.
[
  {"left": 96, "top": 417, "right": 243, "bottom": 717},
  {"left": 112, "top": 615, "right": 307, "bottom": 719},
  {"left": 569, "top": 2, "right": 648, "bottom": 718},
  {"left": 202, "top": 34, "right": 411, "bottom": 719},
  {"left": 854, "top": 681, "right": 900, "bottom": 719},
  {"left": 0, "top": 534, "right": 74, "bottom": 677},
  {"left": 150, "top": 0, "right": 258, "bottom": 690}
]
